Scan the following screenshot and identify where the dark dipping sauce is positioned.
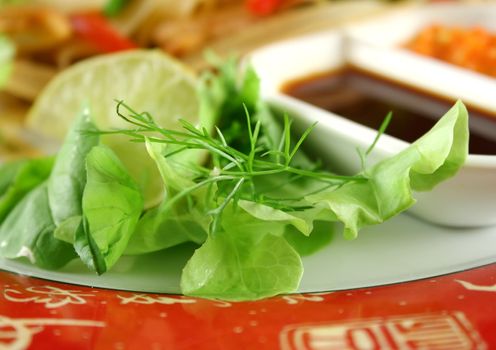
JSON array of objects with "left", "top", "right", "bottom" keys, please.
[{"left": 282, "top": 66, "right": 496, "bottom": 155}]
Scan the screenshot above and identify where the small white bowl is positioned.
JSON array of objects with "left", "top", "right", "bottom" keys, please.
[{"left": 248, "top": 4, "right": 496, "bottom": 227}]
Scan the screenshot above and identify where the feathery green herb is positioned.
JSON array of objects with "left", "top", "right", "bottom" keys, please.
[{"left": 97, "top": 99, "right": 367, "bottom": 233}]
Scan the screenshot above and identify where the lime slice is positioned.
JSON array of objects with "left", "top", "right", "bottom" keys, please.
[{"left": 27, "top": 50, "right": 200, "bottom": 207}]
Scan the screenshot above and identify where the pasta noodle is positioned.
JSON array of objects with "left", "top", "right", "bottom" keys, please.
[
  {"left": 0, "top": 92, "right": 38, "bottom": 160},
  {"left": 4, "top": 59, "right": 56, "bottom": 100},
  {"left": 0, "top": 6, "right": 72, "bottom": 54}
]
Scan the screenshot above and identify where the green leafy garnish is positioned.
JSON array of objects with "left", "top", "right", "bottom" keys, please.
[
  {"left": 103, "top": 62, "right": 467, "bottom": 299},
  {"left": 0, "top": 56, "right": 469, "bottom": 301},
  {"left": 0, "top": 183, "right": 76, "bottom": 269},
  {"left": 124, "top": 139, "right": 208, "bottom": 255},
  {"left": 77, "top": 144, "right": 143, "bottom": 274},
  {"left": 181, "top": 204, "right": 303, "bottom": 301},
  {"left": 48, "top": 108, "right": 99, "bottom": 229},
  {"left": 0, "top": 157, "right": 54, "bottom": 224}
]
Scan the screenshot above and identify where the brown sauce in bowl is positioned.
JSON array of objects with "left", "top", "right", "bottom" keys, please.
[{"left": 282, "top": 66, "right": 496, "bottom": 155}]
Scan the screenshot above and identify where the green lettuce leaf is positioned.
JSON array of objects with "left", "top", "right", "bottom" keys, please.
[
  {"left": 200, "top": 58, "right": 277, "bottom": 155},
  {"left": 306, "top": 101, "right": 468, "bottom": 239},
  {"left": 76, "top": 144, "right": 143, "bottom": 274},
  {"left": 284, "top": 221, "right": 335, "bottom": 257},
  {"left": 54, "top": 215, "right": 82, "bottom": 244},
  {"left": 48, "top": 108, "right": 99, "bottom": 242},
  {"left": 0, "top": 183, "right": 76, "bottom": 269},
  {"left": 125, "top": 140, "right": 208, "bottom": 255},
  {"left": 125, "top": 208, "right": 204, "bottom": 255},
  {"left": 237, "top": 199, "right": 314, "bottom": 235},
  {"left": 181, "top": 204, "right": 302, "bottom": 301},
  {"left": 0, "top": 157, "right": 54, "bottom": 224}
]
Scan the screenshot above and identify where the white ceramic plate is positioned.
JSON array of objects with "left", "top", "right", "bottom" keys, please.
[
  {"left": 2, "top": 3, "right": 496, "bottom": 296},
  {"left": 248, "top": 5, "right": 496, "bottom": 227},
  {"left": 1, "top": 213, "right": 496, "bottom": 294}
]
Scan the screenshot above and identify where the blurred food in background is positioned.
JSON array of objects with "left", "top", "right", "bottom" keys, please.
[
  {"left": 0, "top": 0, "right": 401, "bottom": 159},
  {"left": 406, "top": 24, "right": 496, "bottom": 77}
]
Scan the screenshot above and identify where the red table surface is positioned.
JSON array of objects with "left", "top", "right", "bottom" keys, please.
[{"left": 0, "top": 263, "right": 494, "bottom": 349}]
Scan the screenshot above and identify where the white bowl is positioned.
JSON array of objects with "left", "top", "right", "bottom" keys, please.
[
  {"left": 248, "top": 4, "right": 496, "bottom": 227},
  {"left": 345, "top": 2, "right": 496, "bottom": 114}
]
